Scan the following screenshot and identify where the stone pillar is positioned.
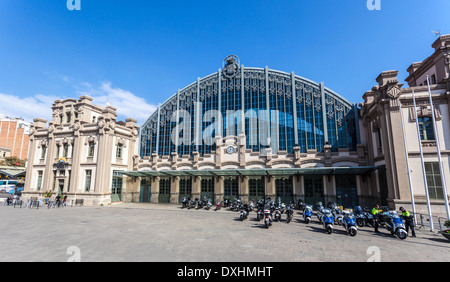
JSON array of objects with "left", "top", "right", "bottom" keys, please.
[
  {"left": 266, "top": 175, "right": 275, "bottom": 199},
  {"left": 192, "top": 176, "right": 201, "bottom": 200},
  {"left": 293, "top": 174, "right": 304, "bottom": 201},
  {"left": 240, "top": 176, "right": 249, "bottom": 203},
  {"left": 215, "top": 176, "right": 224, "bottom": 202},
  {"left": 170, "top": 176, "right": 180, "bottom": 204},
  {"left": 150, "top": 177, "right": 160, "bottom": 203}
]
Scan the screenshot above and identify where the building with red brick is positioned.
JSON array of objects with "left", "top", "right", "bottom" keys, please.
[{"left": 0, "top": 118, "right": 31, "bottom": 160}]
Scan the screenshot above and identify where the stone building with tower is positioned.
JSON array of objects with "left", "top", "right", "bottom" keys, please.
[{"left": 23, "top": 96, "right": 139, "bottom": 206}]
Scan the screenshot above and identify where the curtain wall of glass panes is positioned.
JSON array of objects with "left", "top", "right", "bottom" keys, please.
[{"left": 140, "top": 69, "right": 357, "bottom": 157}]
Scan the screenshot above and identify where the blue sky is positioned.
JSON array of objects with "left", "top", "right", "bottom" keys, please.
[{"left": 1, "top": 0, "right": 449, "bottom": 124}]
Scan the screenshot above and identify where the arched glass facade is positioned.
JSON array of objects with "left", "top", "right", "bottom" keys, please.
[{"left": 140, "top": 66, "right": 357, "bottom": 158}]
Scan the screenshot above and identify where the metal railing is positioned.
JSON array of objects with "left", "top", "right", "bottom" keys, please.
[{"left": 412, "top": 212, "right": 449, "bottom": 232}]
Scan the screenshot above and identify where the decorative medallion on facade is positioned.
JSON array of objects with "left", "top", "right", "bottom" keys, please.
[{"left": 222, "top": 55, "right": 240, "bottom": 79}]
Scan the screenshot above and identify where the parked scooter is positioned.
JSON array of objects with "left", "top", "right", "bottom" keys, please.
[
  {"left": 181, "top": 197, "right": 189, "bottom": 209},
  {"left": 303, "top": 205, "right": 313, "bottom": 224},
  {"left": 215, "top": 201, "right": 221, "bottom": 211},
  {"left": 264, "top": 208, "right": 272, "bottom": 228},
  {"left": 205, "top": 198, "right": 212, "bottom": 210},
  {"left": 381, "top": 210, "right": 408, "bottom": 240},
  {"left": 240, "top": 204, "right": 249, "bottom": 221},
  {"left": 248, "top": 200, "right": 255, "bottom": 212},
  {"left": 321, "top": 208, "right": 334, "bottom": 234},
  {"left": 273, "top": 206, "right": 282, "bottom": 222},
  {"left": 342, "top": 210, "right": 358, "bottom": 236},
  {"left": 285, "top": 203, "right": 294, "bottom": 223}
]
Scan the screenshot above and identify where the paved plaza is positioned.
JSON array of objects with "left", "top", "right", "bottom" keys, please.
[{"left": 0, "top": 203, "right": 449, "bottom": 262}]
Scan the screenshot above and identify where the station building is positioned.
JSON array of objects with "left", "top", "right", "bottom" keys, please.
[{"left": 23, "top": 35, "right": 450, "bottom": 217}]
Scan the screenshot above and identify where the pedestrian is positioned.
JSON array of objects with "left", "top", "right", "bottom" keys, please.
[
  {"left": 399, "top": 207, "right": 416, "bottom": 237},
  {"left": 372, "top": 204, "right": 382, "bottom": 233}
]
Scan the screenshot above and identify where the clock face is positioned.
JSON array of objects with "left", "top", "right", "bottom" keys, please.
[{"left": 226, "top": 146, "right": 235, "bottom": 154}]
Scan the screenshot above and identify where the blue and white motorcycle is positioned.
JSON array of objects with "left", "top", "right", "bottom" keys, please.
[
  {"left": 321, "top": 208, "right": 334, "bottom": 234},
  {"left": 303, "top": 205, "right": 313, "bottom": 224},
  {"left": 381, "top": 211, "right": 408, "bottom": 240},
  {"left": 342, "top": 210, "right": 358, "bottom": 236}
]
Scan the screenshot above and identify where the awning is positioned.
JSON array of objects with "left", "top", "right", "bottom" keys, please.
[
  {"left": 119, "top": 166, "right": 380, "bottom": 178},
  {"left": 0, "top": 168, "right": 26, "bottom": 178}
]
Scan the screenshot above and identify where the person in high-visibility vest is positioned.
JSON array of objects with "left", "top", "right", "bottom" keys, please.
[
  {"left": 372, "top": 204, "right": 382, "bottom": 233},
  {"left": 399, "top": 207, "right": 416, "bottom": 237}
]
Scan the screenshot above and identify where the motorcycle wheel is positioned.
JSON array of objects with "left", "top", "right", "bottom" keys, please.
[
  {"left": 305, "top": 218, "right": 311, "bottom": 224},
  {"left": 326, "top": 225, "right": 333, "bottom": 234},
  {"left": 356, "top": 218, "right": 365, "bottom": 227},
  {"left": 349, "top": 228, "right": 357, "bottom": 237},
  {"left": 397, "top": 230, "right": 408, "bottom": 240}
]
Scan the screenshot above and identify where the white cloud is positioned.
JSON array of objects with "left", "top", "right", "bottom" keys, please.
[
  {"left": 0, "top": 92, "right": 57, "bottom": 123},
  {"left": 0, "top": 81, "right": 157, "bottom": 126},
  {"left": 77, "top": 81, "right": 157, "bottom": 125}
]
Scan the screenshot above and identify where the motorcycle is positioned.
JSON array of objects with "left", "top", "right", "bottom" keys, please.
[
  {"left": 188, "top": 198, "right": 197, "bottom": 210},
  {"left": 248, "top": 200, "right": 255, "bottom": 212},
  {"left": 181, "top": 197, "right": 188, "bottom": 209},
  {"left": 332, "top": 207, "right": 344, "bottom": 226},
  {"left": 285, "top": 203, "right": 294, "bottom": 223},
  {"left": 223, "top": 198, "right": 230, "bottom": 208},
  {"left": 273, "top": 206, "right": 282, "bottom": 222},
  {"left": 342, "top": 210, "right": 358, "bottom": 236},
  {"left": 215, "top": 201, "right": 221, "bottom": 211},
  {"left": 321, "top": 208, "right": 334, "bottom": 234},
  {"left": 303, "top": 205, "right": 313, "bottom": 224},
  {"left": 205, "top": 198, "right": 212, "bottom": 210},
  {"left": 264, "top": 208, "right": 272, "bottom": 228},
  {"left": 240, "top": 204, "right": 249, "bottom": 221},
  {"left": 353, "top": 206, "right": 366, "bottom": 227},
  {"left": 381, "top": 210, "right": 408, "bottom": 240},
  {"left": 297, "top": 198, "right": 306, "bottom": 211}
]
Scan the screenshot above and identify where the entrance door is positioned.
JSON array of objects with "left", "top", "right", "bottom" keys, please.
[
  {"left": 304, "top": 175, "right": 324, "bottom": 206},
  {"left": 158, "top": 179, "right": 171, "bottom": 203},
  {"left": 249, "top": 178, "right": 265, "bottom": 203},
  {"left": 58, "top": 179, "right": 64, "bottom": 194},
  {"left": 224, "top": 178, "right": 239, "bottom": 200},
  {"left": 276, "top": 177, "right": 294, "bottom": 204},
  {"left": 336, "top": 175, "right": 358, "bottom": 208},
  {"left": 179, "top": 178, "right": 192, "bottom": 202},
  {"left": 111, "top": 172, "right": 122, "bottom": 202},
  {"left": 140, "top": 177, "right": 151, "bottom": 203},
  {"left": 200, "top": 178, "right": 214, "bottom": 201}
]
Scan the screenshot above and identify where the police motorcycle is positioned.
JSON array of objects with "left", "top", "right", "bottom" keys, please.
[
  {"left": 316, "top": 202, "right": 325, "bottom": 223},
  {"left": 285, "top": 203, "right": 294, "bottom": 223},
  {"left": 342, "top": 210, "right": 358, "bottom": 236},
  {"left": 380, "top": 210, "right": 408, "bottom": 240},
  {"left": 353, "top": 206, "right": 366, "bottom": 227},
  {"left": 303, "top": 205, "right": 313, "bottom": 224},
  {"left": 328, "top": 202, "right": 343, "bottom": 225},
  {"left": 321, "top": 208, "right": 335, "bottom": 234}
]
